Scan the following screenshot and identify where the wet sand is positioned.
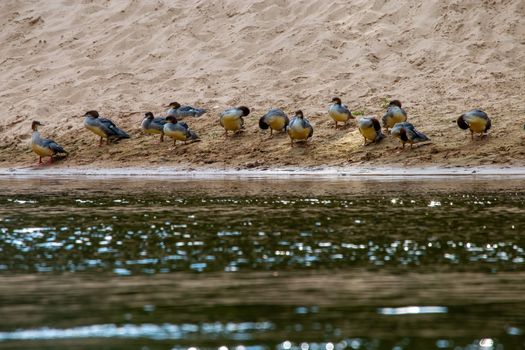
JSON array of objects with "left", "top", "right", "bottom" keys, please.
[{"left": 2, "top": 165, "right": 525, "bottom": 181}]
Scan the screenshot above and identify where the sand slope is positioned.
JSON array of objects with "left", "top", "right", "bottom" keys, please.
[{"left": 1, "top": 0, "right": 524, "bottom": 169}]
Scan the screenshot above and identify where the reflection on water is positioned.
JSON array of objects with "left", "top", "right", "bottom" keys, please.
[{"left": 0, "top": 177, "right": 524, "bottom": 349}]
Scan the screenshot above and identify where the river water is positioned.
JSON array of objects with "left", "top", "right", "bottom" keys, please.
[{"left": 0, "top": 177, "right": 524, "bottom": 349}]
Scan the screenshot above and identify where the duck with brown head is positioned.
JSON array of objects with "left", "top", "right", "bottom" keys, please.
[
  {"left": 83, "top": 110, "right": 130, "bottom": 146},
  {"left": 163, "top": 116, "right": 200, "bottom": 146},
  {"left": 31, "top": 121, "right": 68, "bottom": 164},
  {"left": 457, "top": 109, "right": 491, "bottom": 140},
  {"left": 358, "top": 117, "right": 384, "bottom": 146},
  {"left": 390, "top": 122, "right": 430, "bottom": 149},
  {"left": 141, "top": 112, "right": 167, "bottom": 142},
  {"left": 287, "top": 110, "right": 313, "bottom": 147},
  {"left": 219, "top": 106, "right": 250, "bottom": 137},
  {"left": 259, "top": 108, "right": 289, "bottom": 136},
  {"left": 166, "top": 101, "right": 207, "bottom": 118},
  {"left": 382, "top": 100, "right": 407, "bottom": 132},
  {"left": 328, "top": 97, "right": 354, "bottom": 129}
]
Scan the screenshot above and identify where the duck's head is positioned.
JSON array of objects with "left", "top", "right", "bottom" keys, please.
[
  {"left": 389, "top": 100, "right": 402, "bottom": 108},
  {"left": 167, "top": 101, "right": 181, "bottom": 109},
  {"left": 457, "top": 115, "right": 469, "bottom": 130},
  {"left": 165, "top": 115, "right": 178, "bottom": 123},
  {"left": 144, "top": 112, "right": 154, "bottom": 120},
  {"left": 238, "top": 106, "right": 250, "bottom": 116},
  {"left": 295, "top": 110, "right": 304, "bottom": 119},
  {"left": 31, "top": 120, "right": 43, "bottom": 131},
  {"left": 332, "top": 97, "right": 342, "bottom": 105},
  {"left": 84, "top": 110, "right": 100, "bottom": 118}
]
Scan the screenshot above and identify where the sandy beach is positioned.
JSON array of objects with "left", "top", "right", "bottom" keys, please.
[{"left": 1, "top": 0, "right": 524, "bottom": 171}]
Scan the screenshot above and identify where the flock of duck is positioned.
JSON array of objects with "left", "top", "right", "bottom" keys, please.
[{"left": 30, "top": 97, "right": 492, "bottom": 164}]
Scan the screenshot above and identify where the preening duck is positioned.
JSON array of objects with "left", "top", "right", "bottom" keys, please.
[
  {"left": 391, "top": 122, "right": 430, "bottom": 149},
  {"left": 457, "top": 109, "right": 491, "bottom": 140},
  {"left": 166, "top": 101, "right": 207, "bottom": 118},
  {"left": 328, "top": 97, "right": 354, "bottom": 128},
  {"left": 259, "top": 108, "right": 289, "bottom": 136},
  {"left": 83, "top": 110, "right": 130, "bottom": 145},
  {"left": 220, "top": 106, "right": 250, "bottom": 136},
  {"left": 163, "top": 116, "right": 199, "bottom": 146},
  {"left": 141, "top": 112, "right": 167, "bottom": 142},
  {"left": 30, "top": 121, "right": 68, "bottom": 164},
  {"left": 287, "top": 110, "right": 313, "bottom": 147},
  {"left": 382, "top": 100, "right": 407, "bottom": 132},
  {"left": 358, "top": 117, "right": 384, "bottom": 146}
]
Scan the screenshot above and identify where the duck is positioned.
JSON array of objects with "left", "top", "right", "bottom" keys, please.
[
  {"left": 287, "top": 110, "right": 313, "bottom": 146},
  {"left": 31, "top": 121, "right": 68, "bottom": 164},
  {"left": 390, "top": 122, "right": 430, "bottom": 149},
  {"left": 382, "top": 100, "right": 407, "bottom": 132},
  {"left": 83, "top": 110, "right": 130, "bottom": 145},
  {"left": 166, "top": 101, "right": 207, "bottom": 118},
  {"left": 259, "top": 108, "right": 289, "bottom": 136},
  {"left": 141, "top": 112, "right": 167, "bottom": 142},
  {"left": 357, "top": 117, "right": 384, "bottom": 146},
  {"left": 328, "top": 97, "right": 354, "bottom": 128},
  {"left": 219, "top": 106, "right": 250, "bottom": 136},
  {"left": 163, "top": 116, "right": 199, "bottom": 146},
  {"left": 457, "top": 109, "right": 491, "bottom": 140}
]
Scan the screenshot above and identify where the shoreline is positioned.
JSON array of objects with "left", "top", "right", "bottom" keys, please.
[{"left": 2, "top": 165, "right": 525, "bottom": 180}]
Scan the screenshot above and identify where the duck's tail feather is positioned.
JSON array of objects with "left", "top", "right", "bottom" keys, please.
[{"left": 188, "top": 130, "right": 200, "bottom": 141}]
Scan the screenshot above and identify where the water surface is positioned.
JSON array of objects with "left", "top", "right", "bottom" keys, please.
[{"left": 0, "top": 177, "right": 524, "bottom": 349}]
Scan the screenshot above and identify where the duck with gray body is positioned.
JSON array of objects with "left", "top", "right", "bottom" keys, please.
[
  {"left": 382, "top": 100, "right": 407, "bottom": 132},
  {"left": 166, "top": 101, "right": 207, "bottom": 118},
  {"left": 287, "top": 110, "right": 313, "bottom": 147},
  {"left": 259, "top": 108, "right": 289, "bottom": 136},
  {"left": 141, "top": 112, "right": 167, "bottom": 142},
  {"left": 83, "top": 110, "right": 130, "bottom": 146},
  {"left": 31, "top": 121, "right": 68, "bottom": 164},
  {"left": 457, "top": 109, "right": 491, "bottom": 140},
  {"left": 328, "top": 97, "right": 354, "bottom": 128},
  {"left": 163, "top": 116, "right": 199, "bottom": 146},
  {"left": 220, "top": 106, "right": 250, "bottom": 136},
  {"left": 391, "top": 122, "right": 430, "bottom": 149},
  {"left": 357, "top": 117, "right": 384, "bottom": 146}
]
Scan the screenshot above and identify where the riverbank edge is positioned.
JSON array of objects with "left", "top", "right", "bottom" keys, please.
[{"left": 2, "top": 165, "right": 525, "bottom": 179}]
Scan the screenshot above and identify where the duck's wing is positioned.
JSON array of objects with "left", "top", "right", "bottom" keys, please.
[
  {"left": 405, "top": 124, "right": 429, "bottom": 142},
  {"left": 177, "top": 106, "right": 207, "bottom": 117},
  {"left": 153, "top": 117, "right": 167, "bottom": 125},
  {"left": 42, "top": 138, "right": 67, "bottom": 154},
  {"left": 221, "top": 108, "right": 242, "bottom": 118},
  {"left": 99, "top": 118, "right": 130, "bottom": 139},
  {"left": 302, "top": 118, "right": 314, "bottom": 138},
  {"left": 341, "top": 104, "right": 354, "bottom": 118}
]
